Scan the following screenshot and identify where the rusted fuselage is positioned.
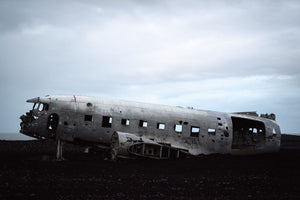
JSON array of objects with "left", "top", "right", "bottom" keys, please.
[{"left": 20, "top": 95, "right": 281, "bottom": 159}]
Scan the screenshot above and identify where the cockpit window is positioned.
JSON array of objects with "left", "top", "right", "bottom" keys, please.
[
  {"left": 38, "top": 104, "right": 44, "bottom": 111},
  {"left": 33, "top": 103, "right": 49, "bottom": 112},
  {"left": 33, "top": 103, "right": 38, "bottom": 110},
  {"left": 44, "top": 104, "right": 49, "bottom": 111}
]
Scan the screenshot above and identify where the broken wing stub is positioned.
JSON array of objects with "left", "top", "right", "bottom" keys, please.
[{"left": 110, "top": 131, "right": 190, "bottom": 160}]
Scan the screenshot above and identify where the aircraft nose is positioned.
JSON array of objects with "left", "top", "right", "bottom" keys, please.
[{"left": 19, "top": 111, "right": 34, "bottom": 136}]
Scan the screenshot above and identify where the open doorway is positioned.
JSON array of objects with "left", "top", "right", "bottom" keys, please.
[
  {"left": 231, "top": 117, "right": 265, "bottom": 149},
  {"left": 47, "top": 113, "right": 59, "bottom": 138}
]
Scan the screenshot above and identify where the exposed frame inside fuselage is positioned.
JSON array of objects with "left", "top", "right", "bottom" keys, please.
[{"left": 231, "top": 117, "right": 266, "bottom": 150}]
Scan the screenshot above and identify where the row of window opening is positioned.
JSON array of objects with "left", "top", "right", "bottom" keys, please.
[{"left": 84, "top": 115, "right": 216, "bottom": 137}]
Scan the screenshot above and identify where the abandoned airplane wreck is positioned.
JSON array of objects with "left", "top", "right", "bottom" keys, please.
[{"left": 20, "top": 95, "right": 281, "bottom": 160}]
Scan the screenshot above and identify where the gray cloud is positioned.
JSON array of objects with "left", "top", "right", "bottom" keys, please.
[{"left": 1, "top": 0, "right": 300, "bottom": 133}]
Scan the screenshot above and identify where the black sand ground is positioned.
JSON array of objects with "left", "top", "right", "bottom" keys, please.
[{"left": 0, "top": 135, "right": 300, "bottom": 200}]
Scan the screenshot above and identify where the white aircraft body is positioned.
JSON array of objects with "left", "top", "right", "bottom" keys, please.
[{"left": 20, "top": 95, "right": 281, "bottom": 160}]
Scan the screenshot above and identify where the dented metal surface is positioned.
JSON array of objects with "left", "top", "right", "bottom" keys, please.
[{"left": 19, "top": 95, "right": 281, "bottom": 159}]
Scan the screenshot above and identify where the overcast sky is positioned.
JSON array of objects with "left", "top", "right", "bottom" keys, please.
[{"left": 0, "top": 0, "right": 300, "bottom": 134}]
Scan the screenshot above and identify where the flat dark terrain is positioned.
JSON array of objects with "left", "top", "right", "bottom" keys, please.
[{"left": 1, "top": 134, "right": 300, "bottom": 200}]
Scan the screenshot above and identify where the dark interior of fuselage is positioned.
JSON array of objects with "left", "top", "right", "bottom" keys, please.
[{"left": 231, "top": 117, "right": 266, "bottom": 149}]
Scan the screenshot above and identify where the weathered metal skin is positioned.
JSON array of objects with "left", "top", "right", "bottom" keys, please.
[{"left": 20, "top": 95, "right": 281, "bottom": 159}]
